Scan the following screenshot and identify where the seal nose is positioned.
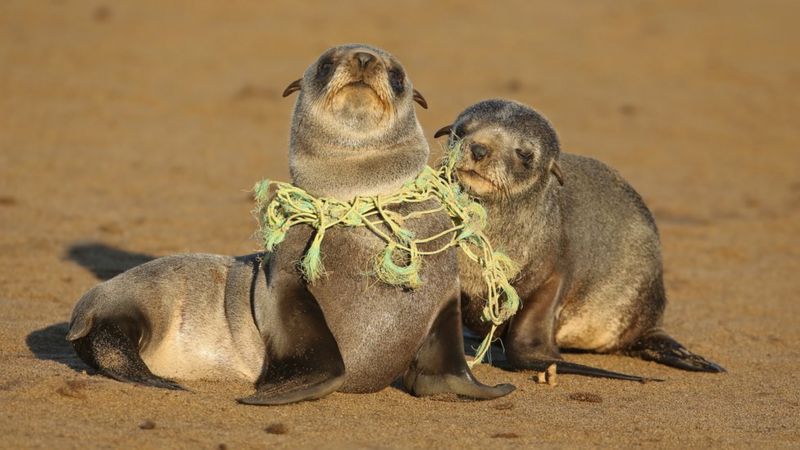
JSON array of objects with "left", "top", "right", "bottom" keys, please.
[
  {"left": 470, "top": 143, "right": 490, "bottom": 162},
  {"left": 354, "top": 51, "right": 376, "bottom": 69}
]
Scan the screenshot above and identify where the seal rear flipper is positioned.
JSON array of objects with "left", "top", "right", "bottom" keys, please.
[
  {"left": 625, "top": 330, "right": 726, "bottom": 373},
  {"left": 239, "top": 270, "right": 345, "bottom": 406},
  {"left": 70, "top": 320, "right": 186, "bottom": 390},
  {"left": 404, "top": 298, "right": 515, "bottom": 400}
]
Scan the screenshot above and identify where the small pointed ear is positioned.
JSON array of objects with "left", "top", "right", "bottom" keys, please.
[
  {"left": 550, "top": 160, "right": 565, "bottom": 186},
  {"left": 282, "top": 79, "right": 302, "bottom": 97},
  {"left": 412, "top": 89, "right": 428, "bottom": 109},
  {"left": 433, "top": 125, "right": 452, "bottom": 139}
]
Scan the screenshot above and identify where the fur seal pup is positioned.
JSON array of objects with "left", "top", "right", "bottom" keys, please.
[
  {"left": 435, "top": 99, "right": 724, "bottom": 380},
  {"left": 262, "top": 43, "right": 513, "bottom": 403},
  {"left": 67, "top": 45, "right": 514, "bottom": 404}
]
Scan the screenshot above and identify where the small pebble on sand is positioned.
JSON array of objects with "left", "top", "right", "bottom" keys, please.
[{"left": 264, "top": 423, "right": 288, "bottom": 435}]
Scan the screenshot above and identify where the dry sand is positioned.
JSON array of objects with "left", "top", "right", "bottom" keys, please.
[{"left": 1, "top": 1, "right": 799, "bottom": 448}]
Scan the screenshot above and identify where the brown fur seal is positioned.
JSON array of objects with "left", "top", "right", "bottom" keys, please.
[
  {"left": 66, "top": 46, "right": 514, "bottom": 405},
  {"left": 435, "top": 99, "right": 724, "bottom": 380}
]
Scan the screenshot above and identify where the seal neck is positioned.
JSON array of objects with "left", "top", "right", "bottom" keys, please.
[{"left": 289, "top": 115, "right": 429, "bottom": 201}]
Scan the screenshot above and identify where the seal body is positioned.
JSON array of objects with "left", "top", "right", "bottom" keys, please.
[
  {"left": 67, "top": 45, "right": 514, "bottom": 404},
  {"left": 69, "top": 251, "right": 349, "bottom": 402},
  {"left": 441, "top": 99, "right": 724, "bottom": 378},
  {"left": 247, "top": 43, "right": 513, "bottom": 402},
  {"left": 68, "top": 254, "right": 267, "bottom": 384},
  {"left": 271, "top": 201, "right": 457, "bottom": 392}
]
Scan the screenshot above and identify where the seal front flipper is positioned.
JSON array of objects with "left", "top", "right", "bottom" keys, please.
[
  {"left": 404, "top": 297, "right": 515, "bottom": 400},
  {"left": 69, "top": 318, "right": 185, "bottom": 390},
  {"left": 238, "top": 270, "right": 345, "bottom": 406},
  {"left": 504, "top": 309, "right": 658, "bottom": 383},
  {"left": 624, "top": 330, "right": 725, "bottom": 373},
  {"left": 509, "top": 355, "right": 660, "bottom": 383},
  {"left": 237, "top": 366, "right": 345, "bottom": 405},
  {"left": 503, "top": 275, "right": 658, "bottom": 382}
]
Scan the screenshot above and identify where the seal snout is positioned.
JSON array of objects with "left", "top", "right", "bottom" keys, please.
[
  {"left": 353, "top": 51, "right": 376, "bottom": 70},
  {"left": 469, "top": 142, "right": 491, "bottom": 162},
  {"left": 455, "top": 142, "right": 500, "bottom": 197},
  {"left": 348, "top": 49, "right": 381, "bottom": 79}
]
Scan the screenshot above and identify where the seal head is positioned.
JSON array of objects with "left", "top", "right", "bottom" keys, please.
[
  {"left": 284, "top": 44, "right": 429, "bottom": 200},
  {"left": 442, "top": 99, "right": 563, "bottom": 202}
]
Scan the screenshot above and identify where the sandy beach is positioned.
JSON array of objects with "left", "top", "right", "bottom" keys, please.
[{"left": 1, "top": 1, "right": 799, "bottom": 448}]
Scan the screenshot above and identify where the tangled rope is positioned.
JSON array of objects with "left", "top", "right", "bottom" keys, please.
[{"left": 253, "top": 142, "right": 520, "bottom": 366}]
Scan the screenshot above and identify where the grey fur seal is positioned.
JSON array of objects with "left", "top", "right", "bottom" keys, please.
[
  {"left": 435, "top": 99, "right": 724, "bottom": 380},
  {"left": 66, "top": 45, "right": 514, "bottom": 404},
  {"left": 264, "top": 44, "right": 513, "bottom": 402},
  {"left": 68, "top": 253, "right": 270, "bottom": 389}
]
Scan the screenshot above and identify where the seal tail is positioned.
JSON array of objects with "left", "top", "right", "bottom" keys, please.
[
  {"left": 517, "top": 359, "right": 661, "bottom": 383},
  {"left": 68, "top": 317, "right": 186, "bottom": 390},
  {"left": 624, "top": 329, "right": 726, "bottom": 373}
]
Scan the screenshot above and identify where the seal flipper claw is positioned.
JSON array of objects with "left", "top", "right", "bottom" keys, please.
[
  {"left": 625, "top": 331, "right": 725, "bottom": 373},
  {"left": 404, "top": 297, "right": 515, "bottom": 400}
]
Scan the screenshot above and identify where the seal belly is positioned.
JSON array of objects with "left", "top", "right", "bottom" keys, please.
[
  {"left": 141, "top": 255, "right": 265, "bottom": 381},
  {"left": 143, "top": 320, "right": 259, "bottom": 381}
]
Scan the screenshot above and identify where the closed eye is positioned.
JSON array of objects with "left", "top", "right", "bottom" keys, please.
[
  {"left": 388, "top": 68, "right": 405, "bottom": 94},
  {"left": 317, "top": 58, "right": 334, "bottom": 79},
  {"left": 515, "top": 148, "right": 533, "bottom": 161}
]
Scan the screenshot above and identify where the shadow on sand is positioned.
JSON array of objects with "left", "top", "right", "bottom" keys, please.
[
  {"left": 25, "top": 322, "right": 88, "bottom": 372},
  {"left": 65, "top": 242, "right": 155, "bottom": 281},
  {"left": 24, "top": 243, "right": 157, "bottom": 372}
]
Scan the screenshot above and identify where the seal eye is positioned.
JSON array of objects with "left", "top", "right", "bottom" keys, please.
[
  {"left": 388, "top": 68, "right": 405, "bottom": 95},
  {"left": 515, "top": 148, "right": 533, "bottom": 165},
  {"left": 317, "top": 59, "right": 334, "bottom": 80}
]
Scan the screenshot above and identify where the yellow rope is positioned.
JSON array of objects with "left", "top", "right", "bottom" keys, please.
[{"left": 252, "top": 142, "right": 520, "bottom": 366}]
